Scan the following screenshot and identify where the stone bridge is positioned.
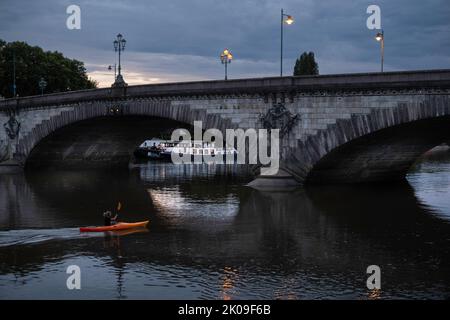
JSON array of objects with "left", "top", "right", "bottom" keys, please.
[{"left": 1, "top": 69, "right": 450, "bottom": 187}]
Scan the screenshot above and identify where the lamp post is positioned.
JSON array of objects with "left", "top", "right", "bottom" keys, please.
[
  {"left": 280, "top": 8, "right": 294, "bottom": 77},
  {"left": 38, "top": 77, "right": 47, "bottom": 95},
  {"left": 108, "top": 64, "right": 117, "bottom": 81},
  {"left": 113, "top": 33, "right": 127, "bottom": 86},
  {"left": 375, "top": 30, "right": 384, "bottom": 72},
  {"left": 220, "top": 49, "right": 233, "bottom": 80},
  {"left": 12, "top": 51, "right": 17, "bottom": 97}
]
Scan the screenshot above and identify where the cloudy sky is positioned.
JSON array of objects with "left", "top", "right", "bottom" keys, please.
[{"left": 1, "top": 0, "right": 449, "bottom": 87}]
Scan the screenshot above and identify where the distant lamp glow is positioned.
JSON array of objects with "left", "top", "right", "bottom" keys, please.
[
  {"left": 375, "top": 32, "right": 383, "bottom": 42},
  {"left": 285, "top": 15, "right": 294, "bottom": 25}
]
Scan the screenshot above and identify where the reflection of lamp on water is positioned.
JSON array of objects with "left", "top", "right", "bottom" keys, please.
[
  {"left": 221, "top": 266, "right": 238, "bottom": 300},
  {"left": 368, "top": 288, "right": 382, "bottom": 300},
  {"left": 273, "top": 277, "right": 298, "bottom": 299}
]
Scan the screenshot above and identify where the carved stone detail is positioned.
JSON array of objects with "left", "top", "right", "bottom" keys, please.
[
  {"left": 259, "top": 102, "right": 299, "bottom": 137},
  {"left": 4, "top": 115, "right": 21, "bottom": 140}
]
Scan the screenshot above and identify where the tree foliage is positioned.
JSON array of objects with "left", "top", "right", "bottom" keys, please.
[
  {"left": 293, "top": 51, "right": 319, "bottom": 76},
  {"left": 0, "top": 39, "right": 97, "bottom": 98}
]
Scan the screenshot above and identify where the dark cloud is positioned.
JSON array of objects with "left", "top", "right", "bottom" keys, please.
[{"left": 1, "top": 0, "right": 449, "bottom": 86}]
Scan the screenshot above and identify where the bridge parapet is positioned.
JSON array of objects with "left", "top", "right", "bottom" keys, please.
[{"left": 1, "top": 69, "right": 450, "bottom": 111}]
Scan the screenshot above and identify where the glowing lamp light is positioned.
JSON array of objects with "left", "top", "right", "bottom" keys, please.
[
  {"left": 285, "top": 15, "right": 294, "bottom": 25},
  {"left": 375, "top": 32, "right": 383, "bottom": 42}
]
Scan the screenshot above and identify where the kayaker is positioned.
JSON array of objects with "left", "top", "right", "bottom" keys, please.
[{"left": 103, "top": 210, "right": 118, "bottom": 226}]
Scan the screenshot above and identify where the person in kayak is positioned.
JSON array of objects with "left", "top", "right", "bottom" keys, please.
[{"left": 103, "top": 210, "right": 118, "bottom": 226}]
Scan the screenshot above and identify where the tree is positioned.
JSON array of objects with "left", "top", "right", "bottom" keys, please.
[
  {"left": 293, "top": 51, "right": 319, "bottom": 76},
  {"left": 0, "top": 39, "right": 97, "bottom": 98}
]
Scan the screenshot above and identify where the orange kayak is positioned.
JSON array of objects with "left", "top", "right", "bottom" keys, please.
[
  {"left": 79, "top": 220, "right": 149, "bottom": 232},
  {"left": 111, "top": 227, "right": 149, "bottom": 236}
]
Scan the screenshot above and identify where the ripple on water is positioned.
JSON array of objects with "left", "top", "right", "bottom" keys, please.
[{"left": 0, "top": 228, "right": 104, "bottom": 247}]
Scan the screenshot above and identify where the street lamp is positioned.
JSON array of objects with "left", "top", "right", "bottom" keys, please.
[
  {"left": 375, "top": 30, "right": 384, "bottom": 72},
  {"left": 113, "top": 33, "right": 127, "bottom": 86},
  {"left": 12, "top": 51, "right": 17, "bottom": 97},
  {"left": 280, "top": 8, "right": 294, "bottom": 77},
  {"left": 108, "top": 64, "right": 117, "bottom": 81},
  {"left": 38, "top": 77, "right": 47, "bottom": 95},
  {"left": 220, "top": 48, "right": 233, "bottom": 80}
]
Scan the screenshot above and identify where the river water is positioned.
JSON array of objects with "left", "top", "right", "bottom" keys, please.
[{"left": 0, "top": 149, "right": 449, "bottom": 299}]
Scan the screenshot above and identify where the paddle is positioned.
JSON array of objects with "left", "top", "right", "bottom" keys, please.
[{"left": 114, "top": 201, "right": 122, "bottom": 222}]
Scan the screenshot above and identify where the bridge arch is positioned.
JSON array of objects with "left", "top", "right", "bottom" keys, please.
[
  {"left": 283, "top": 95, "right": 450, "bottom": 184},
  {"left": 15, "top": 100, "right": 233, "bottom": 166}
]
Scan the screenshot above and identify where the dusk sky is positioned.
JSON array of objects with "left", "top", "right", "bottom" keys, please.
[{"left": 1, "top": 0, "right": 449, "bottom": 87}]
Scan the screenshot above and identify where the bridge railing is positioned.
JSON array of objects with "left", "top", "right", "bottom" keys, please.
[{"left": 1, "top": 69, "right": 450, "bottom": 111}]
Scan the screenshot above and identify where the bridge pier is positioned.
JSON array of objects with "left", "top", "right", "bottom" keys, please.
[
  {"left": 247, "top": 169, "right": 301, "bottom": 190},
  {"left": 0, "top": 110, "right": 23, "bottom": 172},
  {"left": 0, "top": 134, "right": 23, "bottom": 173},
  {"left": 0, "top": 159, "right": 23, "bottom": 174}
]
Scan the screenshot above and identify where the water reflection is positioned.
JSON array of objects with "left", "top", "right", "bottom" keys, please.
[
  {"left": 221, "top": 266, "right": 238, "bottom": 301},
  {"left": 408, "top": 147, "right": 450, "bottom": 220},
  {"left": 0, "top": 151, "right": 449, "bottom": 299},
  {"left": 368, "top": 288, "right": 382, "bottom": 300}
]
